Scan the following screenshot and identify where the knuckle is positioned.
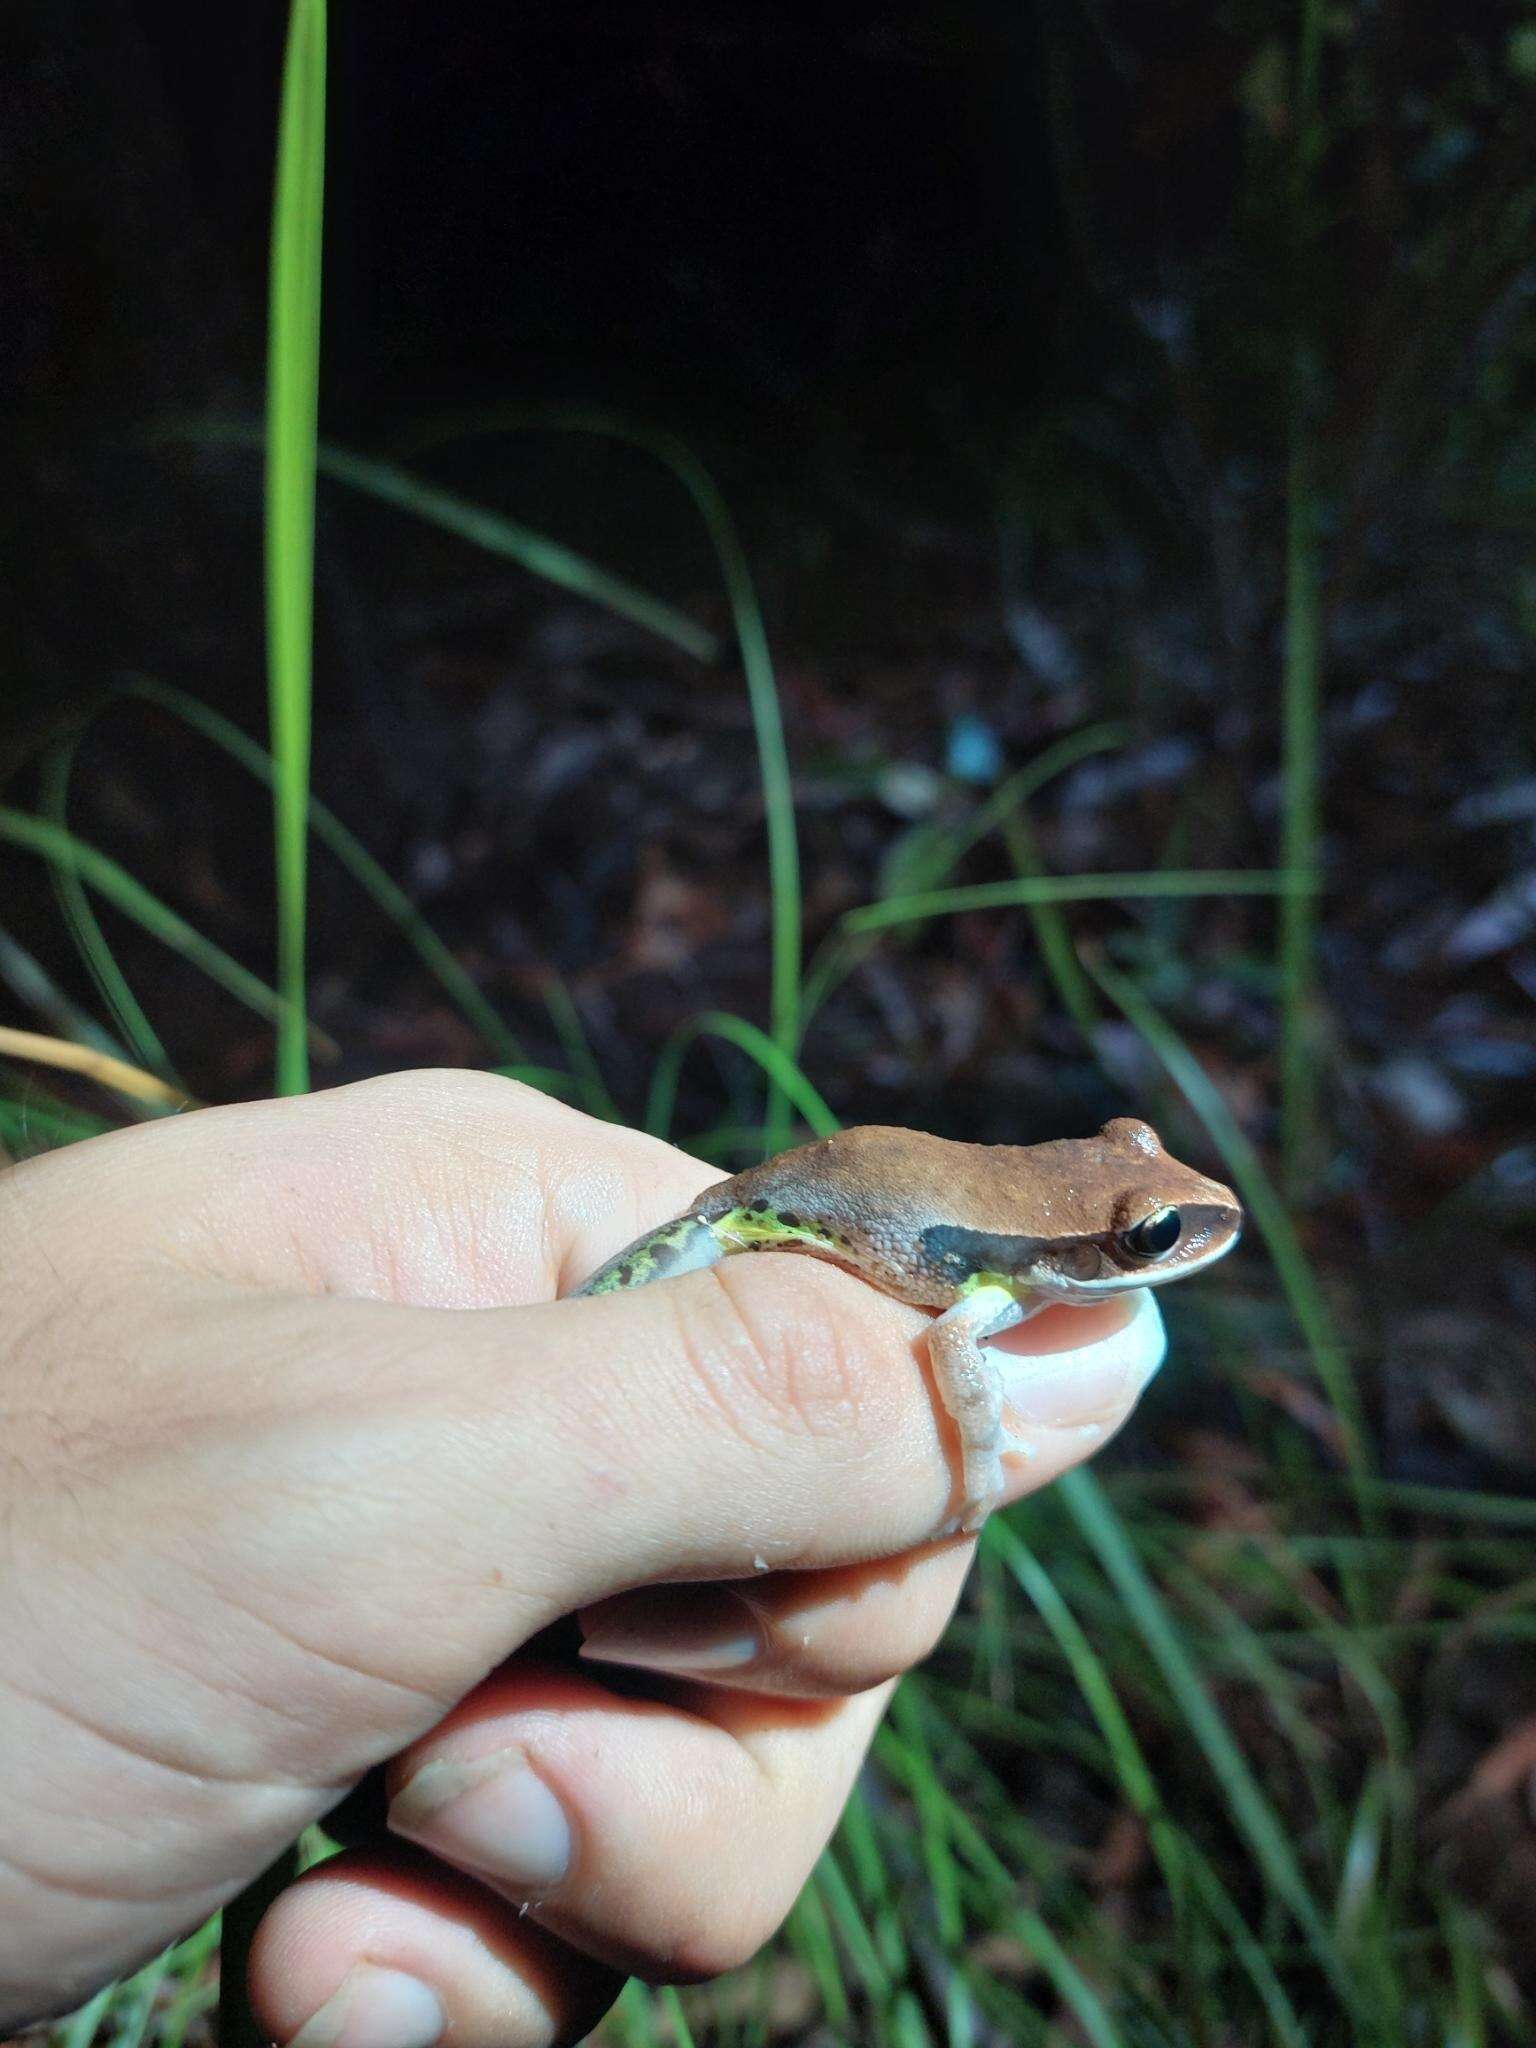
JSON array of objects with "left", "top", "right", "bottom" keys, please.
[{"left": 341, "top": 1065, "right": 566, "bottom": 1127}]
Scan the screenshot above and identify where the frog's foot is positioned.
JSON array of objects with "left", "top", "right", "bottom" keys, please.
[
  {"left": 927, "top": 1284, "right": 1029, "bottom": 1532},
  {"left": 572, "top": 1213, "right": 725, "bottom": 1296}
]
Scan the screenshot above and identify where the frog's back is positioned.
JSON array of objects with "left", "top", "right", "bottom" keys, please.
[{"left": 692, "top": 1126, "right": 1014, "bottom": 1307}]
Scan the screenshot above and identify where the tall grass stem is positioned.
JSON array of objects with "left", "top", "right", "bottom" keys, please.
[{"left": 264, "top": 0, "right": 326, "bottom": 1095}]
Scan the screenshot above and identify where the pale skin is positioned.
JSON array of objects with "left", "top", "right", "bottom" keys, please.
[{"left": 0, "top": 1074, "right": 1227, "bottom": 2045}]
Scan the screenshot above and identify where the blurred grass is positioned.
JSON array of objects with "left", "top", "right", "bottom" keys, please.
[
  {"left": 164, "top": 424, "right": 721, "bottom": 665},
  {"left": 1277, "top": 0, "right": 1329, "bottom": 1200},
  {"left": 40, "top": 739, "right": 176, "bottom": 1085},
  {"left": 391, "top": 405, "right": 804, "bottom": 1151},
  {"left": 120, "top": 675, "right": 532, "bottom": 1069},
  {"left": 0, "top": 805, "right": 327, "bottom": 1052}
]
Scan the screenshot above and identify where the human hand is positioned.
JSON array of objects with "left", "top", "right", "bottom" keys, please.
[{"left": 0, "top": 1072, "right": 1164, "bottom": 2043}]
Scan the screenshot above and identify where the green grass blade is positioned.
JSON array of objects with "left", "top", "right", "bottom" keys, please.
[
  {"left": 537, "top": 972, "right": 618, "bottom": 1121},
  {"left": 643, "top": 1009, "right": 837, "bottom": 1143},
  {"left": 986, "top": 1522, "right": 1184, "bottom": 1879},
  {"left": 813, "top": 1849, "right": 896, "bottom": 2002},
  {"left": 654, "top": 1987, "right": 696, "bottom": 2048},
  {"left": 318, "top": 441, "right": 721, "bottom": 662},
  {"left": 612, "top": 431, "right": 800, "bottom": 1148},
  {"left": 1279, "top": 0, "right": 1328, "bottom": 1197},
  {"left": 57, "top": 1983, "right": 115, "bottom": 2048},
  {"left": 785, "top": 1877, "right": 852, "bottom": 2029},
  {"left": 609, "top": 1978, "right": 664, "bottom": 2048},
  {"left": 121, "top": 677, "right": 531, "bottom": 1065},
  {"left": 40, "top": 741, "right": 174, "bottom": 1080},
  {"left": 163, "top": 419, "right": 719, "bottom": 663},
  {"left": 1010, "top": 1907, "right": 1124, "bottom": 2048},
  {"left": 264, "top": 0, "right": 325, "bottom": 1096},
  {"left": 0, "top": 922, "right": 126, "bottom": 1060},
  {"left": 0, "top": 806, "right": 321, "bottom": 1046},
  {"left": 840, "top": 869, "right": 1316, "bottom": 936},
  {"left": 797, "top": 722, "right": 1126, "bottom": 1035},
  {"left": 1279, "top": 416, "right": 1323, "bottom": 1194},
  {"left": 988, "top": 1521, "right": 1314, "bottom": 2048},
  {"left": 1057, "top": 1465, "right": 1358, "bottom": 2015},
  {"left": 887, "top": 1688, "right": 966, "bottom": 1947},
  {"left": 155, "top": 1914, "right": 221, "bottom": 2048},
  {"left": 1085, "top": 950, "right": 1375, "bottom": 1520},
  {"left": 0, "top": 1088, "right": 114, "bottom": 1154},
  {"left": 996, "top": 802, "right": 1099, "bottom": 1036},
  {"left": 389, "top": 407, "right": 803, "bottom": 1143}
]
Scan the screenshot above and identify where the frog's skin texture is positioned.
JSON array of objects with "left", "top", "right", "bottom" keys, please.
[{"left": 574, "top": 1119, "right": 1241, "bottom": 1532}]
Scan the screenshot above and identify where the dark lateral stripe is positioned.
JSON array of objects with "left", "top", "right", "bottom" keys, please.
[{"left": 919, "top": 1223, "right": 1061, "bottom": 1276}]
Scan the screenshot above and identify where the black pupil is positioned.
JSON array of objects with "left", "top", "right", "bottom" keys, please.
[{"left": 1128, "top": 1209, "right": 1181, "bottom": 1258}]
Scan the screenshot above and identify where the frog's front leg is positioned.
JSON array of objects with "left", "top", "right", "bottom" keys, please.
[{"left": 927, "top": 1283, "right": 1032, "bottom": 1533}]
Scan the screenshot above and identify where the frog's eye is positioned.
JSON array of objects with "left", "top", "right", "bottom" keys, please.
[{"left": 1119, "top": 1208, "right": 1181, "bottom": 1261}]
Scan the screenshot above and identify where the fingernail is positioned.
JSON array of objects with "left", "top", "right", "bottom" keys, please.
[
  {"left": 996, "top": 1293, "right": 1167, "bottom": 1438},
  {"left": 388, "top": 1748, "right": 573, "bottom": 1893},
  {"left": 579, "top": 1586, "right": 764, "bottom": 1675},
  {"left": 290, "top": 1965, "right": 444, "bottom": 2048}
]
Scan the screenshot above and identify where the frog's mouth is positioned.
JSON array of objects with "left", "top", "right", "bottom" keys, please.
[{"left": 985, "top": 1288, "right": 1168, "bottom": 1429}]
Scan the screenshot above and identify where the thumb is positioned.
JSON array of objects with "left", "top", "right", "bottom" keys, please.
[{"left": 285, "top": 1251, "right": 1163, "bottom": 1695}]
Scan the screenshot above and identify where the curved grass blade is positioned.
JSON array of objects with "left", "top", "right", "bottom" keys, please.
[
  {"left": 1010, "top": 1906, "right": 1124, "bottom": 2048},
  {"left": 785, "top": 1878, "right": 852, "bottom": 2030},
  {"left": 996, "top": 801, "right": 1098, "bottom": 1036},
  {"left": 797, "top": 721, "right": 1127, "bottom": 1036},
  {"left": 318, "top": 441, "right": 720, "bottom": 662},
  {"left": 0, "top": 922, "right": 125, "bottom": 1060},
  {"left": 535, "top": 973, "right": 618, "bottom": 1122},
  {"left": 40, "top": 741, "right": 175, "bottom": 1082},
  {"left": 397, "top": 406, "right": 801, "bottom": 1147},
  {"left": 0, "top": 1089, "right": 113, "bottom": 1154},
  {"left": 1085, "top": 950, "right": 1374, "bottom": 1521},
  {"left": 0, "top": 806, "right": 327, "bottom": 1052},
  {"left": 550, "top": 422, "right": 802, "bottom": 1148},
  {"left": 155, "top": 1913, "right": 222, "bottom": 2048},
  {"left": 123, "top": 676, "right": 531, "bottom": 1067},
  {"left": 841, "top": 868, "right": 1316, "bottom": 935},
  {"left": 657, "top": 1989, "right": 696, "bottom": 2048},
  {"left": 887, "top": 1686, "right": 965, "bottom": 1948},
  {"left": 1057, "top": 1464, "right": 1359, "bottom": 2018},
  {"left": 987, "top": 1520, "right": 1311, "bottom": 2048},
  {"left": 57, "top": 1982, "right": 116, "bottom": 2048},
  {"left": 263, "top": 0, "right": 326, "bottom": 1096},
  {"left": 644, "top": 1009, "right": 837, "bottom": 1143},
  {"left": 160, "top": 421, "right": 719, "bottom": 664}
]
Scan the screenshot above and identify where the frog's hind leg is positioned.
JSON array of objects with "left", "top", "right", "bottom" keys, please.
[
  {"left": 572, "top": 1213, "right": 725, "bottom": 1297},
  {"left": 927, "top": 1284, "right": 1032, "bottom": 1533}
]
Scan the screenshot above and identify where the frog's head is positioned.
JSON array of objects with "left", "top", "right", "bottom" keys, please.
[
  {"left": 921, "top": 1117, "right": 1241, "bottom": 1304},
  {"left": 1029, "top": 1117, "right": 1242, "bottom": 1300}
]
